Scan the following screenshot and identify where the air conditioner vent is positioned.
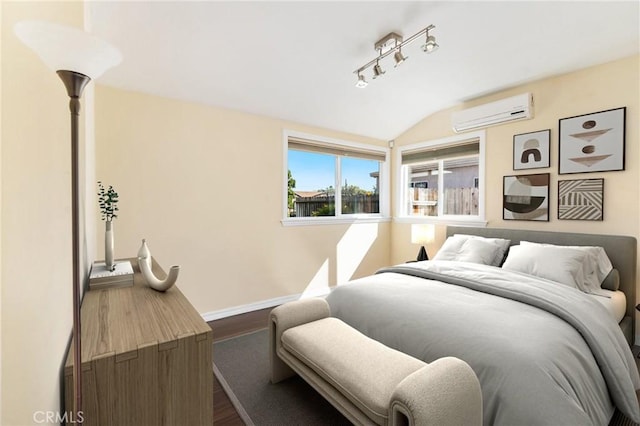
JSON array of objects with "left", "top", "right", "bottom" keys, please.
[{"left": 452, "top": 93, "right": 534, "bottom": 133}]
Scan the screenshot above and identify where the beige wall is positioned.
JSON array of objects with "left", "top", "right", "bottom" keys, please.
[
  {"left": 393, "top": 55, "right": 639, "bottom": 257},
  {"left": 98, "top": 56, "right": 639, "bottom": 318},
  {"left": 94, "top": 86, "right": 390, "bottom": 314},
  {"left": 391, "top": 54, "right": 640, "bottom": 334},
  {"left": 1, "top": 2, "right": 93, "bottom": 425}
]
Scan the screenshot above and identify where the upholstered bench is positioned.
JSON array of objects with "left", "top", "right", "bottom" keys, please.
[{"left": 269, "top": 298, "right": 482, "bottom": 426}]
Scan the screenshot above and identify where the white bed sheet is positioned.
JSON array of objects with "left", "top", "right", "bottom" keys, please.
[{"left": 591, "top": 289, "right": 626, "bottom": 323}]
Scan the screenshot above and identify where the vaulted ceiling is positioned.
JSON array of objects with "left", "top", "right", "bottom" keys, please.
[{"left": 88, "top": 1, "right": 639, "bottom": 140}]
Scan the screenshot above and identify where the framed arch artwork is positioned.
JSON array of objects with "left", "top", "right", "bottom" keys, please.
[{"left": 513, "top": 129, "right": 550, "bottom": 170}]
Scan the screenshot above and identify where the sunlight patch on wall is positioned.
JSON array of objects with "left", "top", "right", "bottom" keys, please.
[
  {"left": 300, "top": 259, "right": 330, "bottom": 298},
  {"left": 336, "top": 223, "right": 378, "bottom": 284}
]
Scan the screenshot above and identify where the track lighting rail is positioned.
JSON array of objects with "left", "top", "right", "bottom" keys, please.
[{"left": 353, "top": 24, "right": 437, "bottom": 88}]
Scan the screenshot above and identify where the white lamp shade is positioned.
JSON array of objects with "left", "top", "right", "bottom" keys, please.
[
  {"left": 411, "top": 224, "right": 435, "bottom": 245},
  {"left": 14, "top": 20, "right": 122, "bottom": 80}
]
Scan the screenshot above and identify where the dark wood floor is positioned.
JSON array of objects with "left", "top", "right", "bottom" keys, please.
[{"left": 209, "top": 307, "right": 272, "bottom": 425}]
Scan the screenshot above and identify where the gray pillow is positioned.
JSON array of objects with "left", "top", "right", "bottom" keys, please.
[{"left": 601, "top": 268, "right": 620, "bottom": 291}]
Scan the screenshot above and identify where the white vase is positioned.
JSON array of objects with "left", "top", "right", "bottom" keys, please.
[
  {"left": 137, "top": 239, "right": 151, "bottom": 271},
  {"left": 105, "top": 221, "right": 115, "bottom": 271}
]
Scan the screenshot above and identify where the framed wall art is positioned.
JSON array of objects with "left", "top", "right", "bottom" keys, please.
[
  {"left": 503, "top": 173, "right": 550, "bottom": 221},
  {"left": 558, "top": 178, "right": 604, "bottom": 221},
  {"left": 513, "top": 129, "right": 550, "bottom": 170},
  {"left": 558, "top": 107, "right": 625, "bottom": 174}
]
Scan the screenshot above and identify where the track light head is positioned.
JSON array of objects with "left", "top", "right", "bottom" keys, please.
[
  {"left": 372, "top": 62, "right": 385, "bottom": 79},
  {"left": 422, "top": 34, "right": 438, "bottom": 53},
  {"left": 393, "top": 49, "right": 407, "bottom": 67},
  {"left": 355, "top": 73, "right": 368, "bottom": 88}
]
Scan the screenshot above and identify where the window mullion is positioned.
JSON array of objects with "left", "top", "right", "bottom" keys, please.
[
  {"left": 402, "top": 165, "right": 409, "bottom": 216},
  {"left": 335, "top": 156, "right": 342, "bottom": 217},
  {"left": 405, "top": 166, "right": 414, "bottom": 217},
  {"left": 437, "top": 160, "right": 444, "bottom": 216}
]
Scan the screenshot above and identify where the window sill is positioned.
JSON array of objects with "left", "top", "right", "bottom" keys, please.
[
  {"left": 393, "top": 216, "right": 488, "bottom": 227},
  {"left": 281, "top": 216, "right": 391, "bottom": 227}
]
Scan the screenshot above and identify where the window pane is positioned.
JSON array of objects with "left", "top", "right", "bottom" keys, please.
[
  {"left": 407, "top": 162, "right": 438, "bottom": 217},
  {"left": 341, "top": 157, "right": 380, "bottom": 214},
  {"left": 288, "top": 149, "right": 335, "bottom": 217},
  {"left": 442, "top": 157, "right": 479, "bottom": 215},
  {"left": 399, "top": 136, "right": 482, "bottom": 220}
]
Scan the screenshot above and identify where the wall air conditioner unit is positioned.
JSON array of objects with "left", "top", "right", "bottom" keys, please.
[{"left": 451, "top": 93, "right": 533, "bottom": 133}]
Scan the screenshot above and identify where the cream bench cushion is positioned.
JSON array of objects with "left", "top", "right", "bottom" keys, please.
[
  {"left": 282, "top": 317, "right": 425, "bottom": 425},
  {"left": 270, "top": 298, "right": 483, "bottom": 426}
]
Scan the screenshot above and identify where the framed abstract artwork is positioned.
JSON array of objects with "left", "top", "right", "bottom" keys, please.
[
  {"left": 513, "top": 129, "right": 550, "bottom": 170},
  {"left": 558, "top": 107, "right": 625, "bottom": 174},
  {"left": 503, "top": 173, "right": 550, "bottom": 221},
  {"left": 558, "top": 178, "right": 604, "bottom": 221}
]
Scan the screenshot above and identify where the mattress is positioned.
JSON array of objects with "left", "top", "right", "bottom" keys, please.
[{"left": 591, "top": 290, "right": 627, "bottom": 323}]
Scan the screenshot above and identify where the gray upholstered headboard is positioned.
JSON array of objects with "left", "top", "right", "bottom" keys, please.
[{"left": 447, "top": 226, "right": 637, "bottom": 345}]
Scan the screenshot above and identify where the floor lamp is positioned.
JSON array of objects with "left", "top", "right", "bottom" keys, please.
[{"left": 14, "top": 21, "right": 121, "bottom": 417}]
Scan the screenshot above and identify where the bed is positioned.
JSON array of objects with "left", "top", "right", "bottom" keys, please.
[{"left": 325, "top": 226, "right": 640, "bottom": 425}]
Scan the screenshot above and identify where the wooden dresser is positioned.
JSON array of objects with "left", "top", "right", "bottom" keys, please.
[{"left": 64, "top": 258, "right": 213, "bottom": 425}]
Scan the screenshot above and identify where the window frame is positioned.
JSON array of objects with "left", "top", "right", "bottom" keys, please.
[
  {"left": 395, "top": 130, "right": 487, "bottom": 226},
  {"left": 282, "top": 130, "right": 390, "bottom": 226}
]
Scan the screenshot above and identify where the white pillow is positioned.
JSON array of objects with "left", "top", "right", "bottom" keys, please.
[
  {"left": 456, "top": 238, "right": 503, "bottom": 264},
  {"left": 454, "top": 234, "right": 511, "bottom": 266},
  {"left": 433, "top": 235, "right": 508, "bottom": 266},
  {"left": 520, "top": 241, "right": 613, "bottom": 293},
  {"left": 502, "top": 244, "right": 587, "bottom": 289},
  {"left": 433, "top": 235, "right": 467, "bottom": 261}
]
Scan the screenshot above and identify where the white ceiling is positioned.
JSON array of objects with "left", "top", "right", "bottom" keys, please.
[{"left": 87, "top": 1, "right": 639, "bottom": 141}]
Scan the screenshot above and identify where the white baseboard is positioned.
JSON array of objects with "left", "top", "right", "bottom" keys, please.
[{"left": 201, "top": 287, "right": 331, "bottom": 322}]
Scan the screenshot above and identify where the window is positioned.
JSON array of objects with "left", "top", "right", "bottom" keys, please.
[
  {"left": 397, "top": 131, "right": 486, "bottom": 225},
  {"left": 284, "top": 131, "right": 389, "bottom": 224}
]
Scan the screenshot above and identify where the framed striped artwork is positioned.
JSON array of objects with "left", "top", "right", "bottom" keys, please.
[{"left": 558, "top": 178, "right": 604, "bottom": 221}]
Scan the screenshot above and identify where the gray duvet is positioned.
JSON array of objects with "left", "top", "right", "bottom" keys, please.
[{"left": 325, "top": 261, "right": 640, "bottom": 425}]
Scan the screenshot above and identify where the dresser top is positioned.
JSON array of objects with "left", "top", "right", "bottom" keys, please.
[{"left": 65, "top": 258, "right": 212, "bottom": 372}]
